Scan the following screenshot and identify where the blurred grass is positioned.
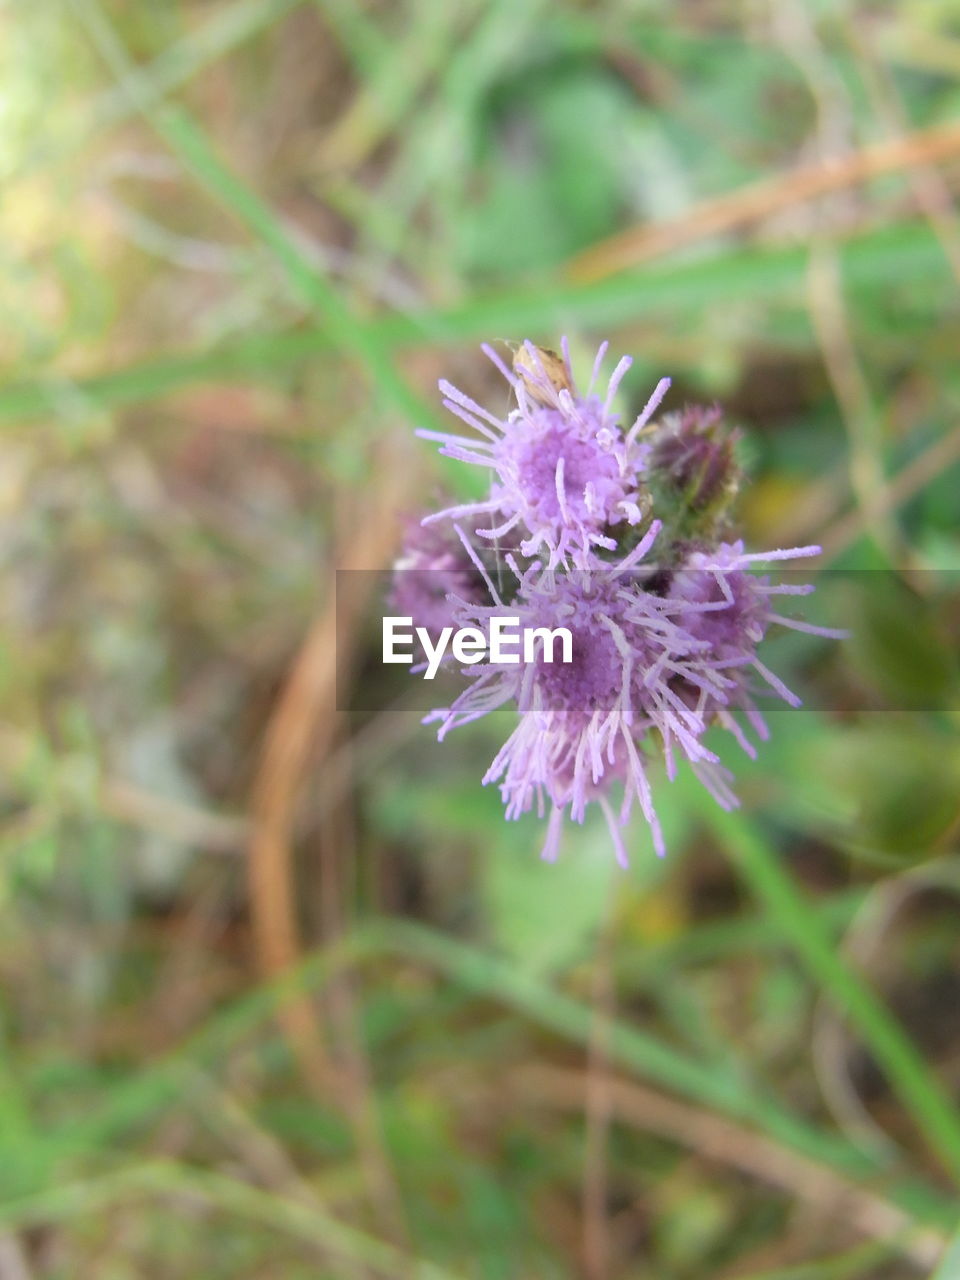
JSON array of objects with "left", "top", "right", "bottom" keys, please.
[
  {"left": 2, "top": 0, "right": 960, "bottom": 1277},
  {"left": 0, "top": 218, "right": 950, "bottom": 424}
]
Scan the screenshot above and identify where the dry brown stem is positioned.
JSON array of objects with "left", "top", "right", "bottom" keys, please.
[
  {"left": 566, "top": 119, "right": 960, "bottom": 283},
  {"left": 518, "top": 1064, "right": 946, "bottom": 1271},
  {"left": 247, "top": 440, "right": 414, "bottom": 1246}
]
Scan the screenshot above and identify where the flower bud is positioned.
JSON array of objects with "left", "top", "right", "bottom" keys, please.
[{"left": 648, "top": 405, "right": 742, "bottom": 533}]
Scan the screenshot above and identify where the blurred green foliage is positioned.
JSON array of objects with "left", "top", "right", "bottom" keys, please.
[{"left": 1, "top": 0, "right": 960, "bottom": 1276}]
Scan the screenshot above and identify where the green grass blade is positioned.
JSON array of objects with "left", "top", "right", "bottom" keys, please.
[
  {"left": 66, "top": 0, "right": 441, "bottom": 432},
  {"left": 91, "top": 0, "right": 307, "bottom": 132},
  {"left": 51, "top": 922, "right": 955, "bottom": 1235},
  {"left": 11, "top": 0, "right": 307, "bottom": 187},
  {"left": 703, "top": 802, "right": 960, "bottom": 1187},
  {"left": 0, "top": 1160, "right": 465, "bottom": 1280},
  {"left": 155, "top": 107, "right": 436, "bottom": 425},
  {"left": 931, "top": 1222, "right": 960, "bottom": 1280},
  {"left": 311, "top": 0, "right": 390, "bottom": 77},
  {"left": 0, "top": 219, "right": 945, "bottom": 425}
]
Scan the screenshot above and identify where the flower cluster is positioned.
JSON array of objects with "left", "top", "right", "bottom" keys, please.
[{"left": 394, "top": 340, "right": 842, "bottom": 864}]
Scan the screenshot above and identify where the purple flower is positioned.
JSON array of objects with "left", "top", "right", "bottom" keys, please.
[
  {"left": 668, "top": 541, "right": 846, "bottom": 774},
  {"left": 417, "top": 339, "right": 670, "bottom": 568},
  {"left": 389, "top": 515, "right": 488, "bottom": 643},
  {"left": 424, "top": 532, "right": 842, "bottom": 864},
  {"left": 402, "top": 339, "right": 844, "bottom": 865}
]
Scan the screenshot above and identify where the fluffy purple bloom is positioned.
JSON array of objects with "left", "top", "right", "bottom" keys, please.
[
  {"left": 422, "top": 524, "right": 839, "bottom": 864},
  {"left": 397, "top": 337, "right": 844, "bottom": 865},
  {"left": 389, "top": 515, "right": 488, "bottom": 642},
  {"left": 666, "top": 540, "right": 846, "bottom": 803},
  {"left": 417, "top": 339, "right": 670, "bottom": 568}
]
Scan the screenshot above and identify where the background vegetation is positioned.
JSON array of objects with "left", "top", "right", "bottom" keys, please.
[{"left": 1, "top": 0, "right": 960, "bottom": 1276}]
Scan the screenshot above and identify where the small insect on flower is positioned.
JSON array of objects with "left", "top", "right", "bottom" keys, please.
[{"left": 511, "top": 342, "right": 574, "bottom": 406}]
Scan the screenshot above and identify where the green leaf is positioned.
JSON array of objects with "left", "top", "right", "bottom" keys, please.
[{"left": 482, "top": 814, "right": 616, "bottom": 978}]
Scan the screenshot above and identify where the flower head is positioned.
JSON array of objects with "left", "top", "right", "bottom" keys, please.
[
  {"left": 389, "top": 514, "right": 488, "bottom": 642},
  {"left": 668, "top": 540, "right": 846, "bottom": 768},
  {"left": 399, "top": 338, "right": 844, "bottom": 865},
  {"left": 417, "top": 521, "right": 841, "bottom": 864},
  {"left": 418, "top": 339, "right": 670, "bottom": 568}
]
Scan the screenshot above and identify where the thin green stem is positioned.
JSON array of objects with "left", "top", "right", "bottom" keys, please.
[{"left": 703, "top": 801, "right": 960, "bottom": 1187}]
